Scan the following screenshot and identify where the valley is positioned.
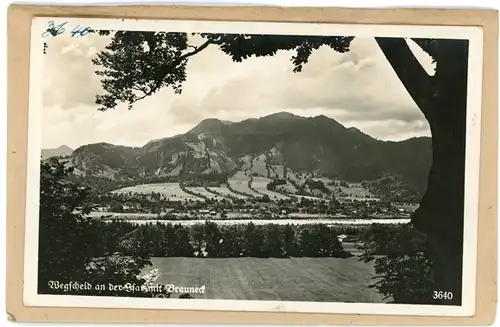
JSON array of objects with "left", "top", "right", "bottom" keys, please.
[
  {"left": 82, "top": 149, "right": 419, "bottom": 225},
  {"left": 46, "top": 112, "right": 426, "bottom": 226}
]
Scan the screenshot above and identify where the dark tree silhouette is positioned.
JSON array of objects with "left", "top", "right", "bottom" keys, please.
[
  {"left": 38, "top": 159, "right": 99, "bottom": 292},
  {"left": 38, "top": 159, "right": 165, "bottom": 297},
  {"left": 92, "top": 31, "right": 468, "bottom": 304},
  {"left": 376, "top": 38, "right": 468, "bottom": 304}
]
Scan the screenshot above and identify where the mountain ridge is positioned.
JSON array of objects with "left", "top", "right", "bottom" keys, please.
[
  {"left": 41, "top": 145, "right": 74, "bottom": 160},
  {"left": 57, "top": 112, "right": 432, "bottom": 194}
]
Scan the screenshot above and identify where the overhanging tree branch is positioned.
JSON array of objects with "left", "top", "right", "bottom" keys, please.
[
  {"left": 93, "top": 33, "right": 353, "bottom": 111},
  {"left": 375, "top": 38, "right": 435, "bottom": 117},
  {"left": 143, "top": 40, "right": 214, "bottom": 98},
  {"left": 178, "top": 40, "right": 214, "bottom": 61}
]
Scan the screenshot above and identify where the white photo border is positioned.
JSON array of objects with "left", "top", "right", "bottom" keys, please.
[{"left": 23, "top": 16, "right": 484, "bottom": 317}]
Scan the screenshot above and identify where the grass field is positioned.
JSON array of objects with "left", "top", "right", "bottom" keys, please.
[
  {"left": 251, "top": 154, "right": 268, "bottom": 177},
  {"left": 148, "top": 257, "right": 385, "bottom": 303},
  {"left": 252, "top": 177, "right": 290, "bottom": 200},
  {"left": 186, "top": 187, "right": 225, "bottom": 201},
  {"left": 112, "top": 183, "right": 204, "bottom": 202},
  {"left": 228, "top": 171, "right": 262, "bottom": 197},
  {"left": 208, "top": 186, "right": 249, "bottom": 199}
]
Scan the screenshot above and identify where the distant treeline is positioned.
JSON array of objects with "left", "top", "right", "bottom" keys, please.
[{"left": 95, "top": 221, "right": 356, "bottom": 259}]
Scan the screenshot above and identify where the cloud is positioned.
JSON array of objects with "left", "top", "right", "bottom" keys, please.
[
  {"left": 42, "top": 34, "right": 431, "bottom": 148},
  {"left": 42, "top": 103, "right": 194, "bottom": 149},
  {"left": 169, "top": 38, "right": 426, "bottom": 123},
  {"left": 43, "top": 34, "right": 112, "bottom": 109},
  {"left": 344, "top": 119, "right": 431, "bottom": 141}
]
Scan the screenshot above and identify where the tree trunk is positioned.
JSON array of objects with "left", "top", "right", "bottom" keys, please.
[{"left": 376, "top": 38, "right": 469, "bottom": 305}]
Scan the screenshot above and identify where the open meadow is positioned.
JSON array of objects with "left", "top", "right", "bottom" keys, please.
[
  {"left": 148, "top": 256, "right": 385, "bottom": 303},
  {"left": 112, "top": 183, "right": 204, "bottom": 202},
  {"left": 208, "top": 185, "right": 249, "bottom": 200},
  {"left": 251, "top": 176, "right": 290, "bottom": 200},
  {"left": 228, "top": 171, "right": 262, "bottom": 197},
  {"left": 251, "top": 154, "right": 269, "bottom": 177},
  {"left": 185, "top": 186, "right": 226, "bottom": 201}
]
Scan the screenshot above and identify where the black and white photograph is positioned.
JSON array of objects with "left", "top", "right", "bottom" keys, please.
[{"left": 23, "top": 17, "right": 483, "bottom": 316}]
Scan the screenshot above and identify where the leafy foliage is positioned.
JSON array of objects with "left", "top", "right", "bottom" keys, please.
[
  {"left": 92, "top": 31, "right": 188, "bottom": 110},
  {"left": 38, "top": 159, "right": 98, "bottom": 291},
  {"left": 266, "top": 178, "right": 287, "bottom": 191},
  {"left": 38, "top": 160, "right": 167, "bottom": 297},
  {"left": 200, "top": 33, "right": 353, "bottom": 72},
  {"left": 305, "top": 178, "right": 330, "bottom": 194},
  {"left": 357, "top": 224, "right": 438, "bottom": 304},
  {"left": 363, "top": 175, "right": 422, "bottom": 203}
]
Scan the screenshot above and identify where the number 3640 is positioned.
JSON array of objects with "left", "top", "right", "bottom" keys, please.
[{"left": 433, "top": 291, "right": 454, "bottom": 300}]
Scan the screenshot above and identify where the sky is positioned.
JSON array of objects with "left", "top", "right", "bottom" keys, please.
[{"left": 41, "top": 32, "right": 433, "bottom": 150}]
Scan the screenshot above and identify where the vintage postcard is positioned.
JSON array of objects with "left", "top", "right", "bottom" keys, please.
[{"left": 16, "top": 12, "right": 489, "bottom": 320}]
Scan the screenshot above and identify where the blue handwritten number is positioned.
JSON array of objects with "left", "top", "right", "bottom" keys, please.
[
  {"left": 41, "top": 21, "right": 67, "bottom": 37},
  {"left": 71, "top": 25, "right": 92, "bottom": 38}
]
